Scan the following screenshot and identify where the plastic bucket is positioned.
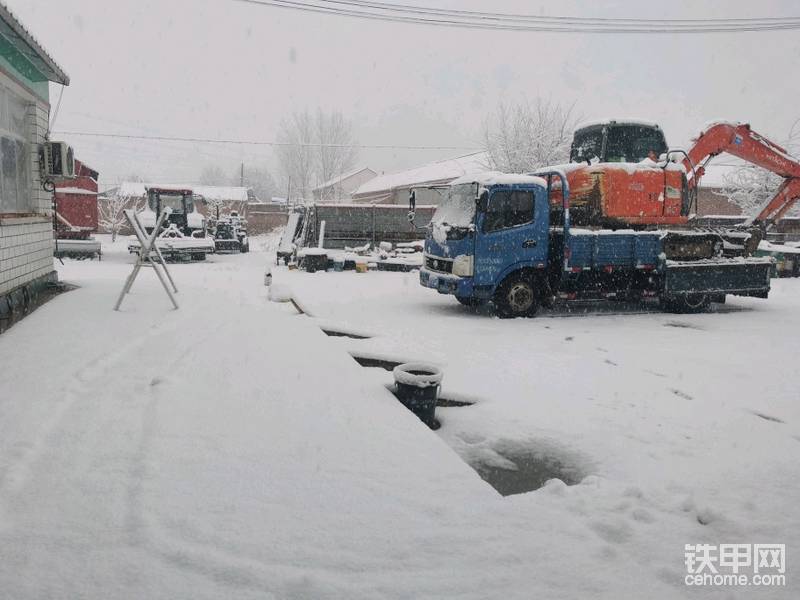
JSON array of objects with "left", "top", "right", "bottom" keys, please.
[
  {"left": 393, "top": 362, "right": 443, "bottom": 426},
  {"left": 304, "top": 253, "right": 328, "bottom": 273}
]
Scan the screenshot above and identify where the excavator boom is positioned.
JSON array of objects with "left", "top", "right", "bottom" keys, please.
[{"left": 684, "top": 122, "right": 800, "bottom": 223}]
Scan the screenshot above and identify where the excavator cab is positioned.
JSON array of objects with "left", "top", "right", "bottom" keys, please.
[{"left": 571, "top": 121, "right": 668, "bottom": 164}]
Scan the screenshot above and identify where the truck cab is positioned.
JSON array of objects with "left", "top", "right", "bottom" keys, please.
[{"left": 419, "top": 173, "right": 552, "bottom": 316}]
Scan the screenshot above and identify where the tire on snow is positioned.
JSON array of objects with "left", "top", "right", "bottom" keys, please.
[{"left": 493, "top": 274, "right": 539, "bottom": 318}]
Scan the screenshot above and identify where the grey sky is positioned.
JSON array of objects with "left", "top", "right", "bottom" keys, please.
[{"left": 7, "top": 0, "right": 800, "bottom": 189}]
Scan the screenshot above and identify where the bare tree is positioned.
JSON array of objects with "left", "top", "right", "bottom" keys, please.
[
  {"left": 199, "top": 165, "right": 229, "bottom": 186},
  {"left": 99, "top": 193, "right": 143, "bottom": 242},
  {"left": 314, "top": 109, "right": 357, "bottom": 201},
  {"left": 483, "top": 98, "right": 578, "bottom": 173},
  {"left": 719, "top": 120, "right": 800, "bottom": 217},
  {"left": 239, "top": 165, "right": 279, "bottom": 202},
  {"left": 276, "top": 110, "right": 316, "bottom": 201},
  {"left": 275, "top": 109, "right": 357, "bottom": 201}
]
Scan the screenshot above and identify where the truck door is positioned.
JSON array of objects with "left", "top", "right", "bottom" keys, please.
[{"left": 473, "top": 187, "right": 548, "bottom": 287}]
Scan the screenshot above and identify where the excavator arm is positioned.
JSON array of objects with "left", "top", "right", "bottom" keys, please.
[{"left": 683, "top": 122, "right": 800, "bottom": 224}]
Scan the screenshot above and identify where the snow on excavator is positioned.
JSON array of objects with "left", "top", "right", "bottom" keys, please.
[{"left": 547, "top": 120, "right": 800, "bottom": 259}]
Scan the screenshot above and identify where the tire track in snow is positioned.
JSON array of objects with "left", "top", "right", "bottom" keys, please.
[{"left": 0, "top": 313, "right": 193, "bottom": 499}]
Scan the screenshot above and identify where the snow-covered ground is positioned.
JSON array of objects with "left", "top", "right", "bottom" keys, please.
[{"left": 0, "top": 233, "right": 797, "bottom": 599}]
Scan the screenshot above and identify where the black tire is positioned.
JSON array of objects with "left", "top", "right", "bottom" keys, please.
[
  {"left": 456, "top": 296, "right": 485, "bottom": 307},
  {"left": 660, "top": 293, "right": 711, "bottom": 314},
  {"left": 494, "top": 275, "right": 539, "bottom": 318},
  {"left": 192, "top": 253, "right": 206, "bottom": 261}
]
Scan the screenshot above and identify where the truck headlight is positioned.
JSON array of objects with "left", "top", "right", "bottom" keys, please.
[{"left": 452, "top": 254, "right": 473, "bottom": 277}]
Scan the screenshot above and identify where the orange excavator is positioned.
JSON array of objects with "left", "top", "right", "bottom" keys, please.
[{"left": 550, "top": 120, "right": 800, "bottom": 257}]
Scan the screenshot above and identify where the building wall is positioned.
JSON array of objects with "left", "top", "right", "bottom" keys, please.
[
  {"left": 695, "top": 187, "right": 742, "bottom": 216},
  {"left": 0, "top": 73, "right": 53, "bottom": 296}
]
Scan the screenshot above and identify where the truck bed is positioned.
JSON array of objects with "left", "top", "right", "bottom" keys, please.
[
  {"left": 559, "top": 228, "right": 664, "bottom": 270},
  {"left": 665, "top": 257, "right": 772, "bottom": 297}
]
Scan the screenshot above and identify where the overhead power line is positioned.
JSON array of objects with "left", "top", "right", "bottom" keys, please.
[
  {"left": 52, "top": 130, "right": 481, "bottom": 151},
  {"left": 233, "top": 0, "right": 800, "bottom": 33}
]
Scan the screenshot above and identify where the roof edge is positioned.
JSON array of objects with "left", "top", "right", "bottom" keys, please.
[{"left": 0, "top": 2, "right": 69, "bottom": 85}]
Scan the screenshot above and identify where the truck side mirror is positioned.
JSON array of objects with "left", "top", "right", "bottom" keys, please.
[{"left": 408, "top": 189, "right": 416, "bottom": 223}]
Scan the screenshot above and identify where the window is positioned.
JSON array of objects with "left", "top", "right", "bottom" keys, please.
[
  {"left": 605, "top": 125, "right": 668, "bottom": 163},
  {"left": 570, "top": 127, "right": 603, "bottom": 163},
  {"left": 0, "top": 87, "right": 32, "bottom": 214},
  {"left": 484, "top": 190, "right": 535, "bottom": 232}
]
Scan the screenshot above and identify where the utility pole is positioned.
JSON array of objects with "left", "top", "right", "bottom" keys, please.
[{"left": 240, "top": 162, "right": 244, "bottom": 187}]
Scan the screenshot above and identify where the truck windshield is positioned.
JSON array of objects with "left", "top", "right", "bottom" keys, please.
[{"left": 431, "top": 183, "right": 476, "bottom": 229}]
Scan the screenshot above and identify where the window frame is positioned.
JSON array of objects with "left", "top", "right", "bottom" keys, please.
[{"left": 0, "top": 84, "right": 33, "bottom": 216}]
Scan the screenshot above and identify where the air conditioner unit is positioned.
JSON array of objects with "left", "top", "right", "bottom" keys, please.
[{"left": 41, "top": 141, "right": 75, "bottom": 179}]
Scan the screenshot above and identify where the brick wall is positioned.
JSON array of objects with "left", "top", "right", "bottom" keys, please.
[{"left": 0, "top": 85, "right": 54, "bottom": 296}]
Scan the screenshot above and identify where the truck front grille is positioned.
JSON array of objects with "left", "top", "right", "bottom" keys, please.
[{"left": 425, "top": 255, "right": 453, "bottom": 273}]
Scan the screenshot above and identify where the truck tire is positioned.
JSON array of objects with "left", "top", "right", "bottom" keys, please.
[
  {"left": 494, "top": 275, "right": 539, "bottom": 318},
  {"left": 660, "top": 293, "right": 711, "bottom": 314}
]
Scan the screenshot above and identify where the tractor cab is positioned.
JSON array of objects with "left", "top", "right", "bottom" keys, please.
[
  {"left": 570, "top": 120, "right": 668, "bottom": 165},
  {"left": 144, "top": 186, "right": 205, "bottom": 236}
]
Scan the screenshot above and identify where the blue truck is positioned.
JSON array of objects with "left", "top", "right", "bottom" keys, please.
[{"left": 415, "top": 171, "right": 772, "bottom": 317}]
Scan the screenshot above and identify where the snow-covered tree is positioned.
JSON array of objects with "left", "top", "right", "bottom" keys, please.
[
  {"left": 275, "top": 109, "right": 357, "bottom": 201},
  {"left": 99, "top": 193, "right": 143, "bottom": 241},
  {"left": 719, "top": 120, "right": 800, "bottom": 218},
  {"left": 483, "top": 98, "right": 578, "bottom": 173}
]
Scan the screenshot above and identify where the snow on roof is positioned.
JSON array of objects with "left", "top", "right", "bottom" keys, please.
[
  {"left": 312, "top": 167, "right": 376, "bottom": 192},
  {"left": 450, "top": 171, "right": 547, "bottom": 188},
  {"left": 574, "top": 118, "right": 660, "bottom": 131},
  {"left": 193, "top": 186, "right": 249, "bottom": 202},
  {"left": 0, "top": 3, "right": 69, "bottom": 85},
  {"left": 114, "top": 181, "right": 249, "bottom": 201},
  {"left": 353, "top": 152, "right": 489, "bottom": 197},
  {"left": 55, "top": 187, "right": 98, "bottom": 196}
]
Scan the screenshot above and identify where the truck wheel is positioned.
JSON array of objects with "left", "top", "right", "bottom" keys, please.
[
  {"left": 494, "top": 276, "right": 539, "bottom": 318},
  {"left": 661, "top": 293, "right": 710, "bottom": 314}
]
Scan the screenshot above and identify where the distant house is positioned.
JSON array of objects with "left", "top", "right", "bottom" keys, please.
[
  {"left": 0, "top": 3, "right": 70, "bottom": 327},
  {"left": 351, "top": 153, "right": 488, "bottom": 205},
  {"left": 312, "top": 167, "right": 377, "bottom": 202}
]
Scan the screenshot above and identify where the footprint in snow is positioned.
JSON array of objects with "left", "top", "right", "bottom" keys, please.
[
  {"left": 669, "top": 388, "right": 693, "bottom": 400},
  {"left": 604, "top": 359, "right": 618, "bottom": 366}
]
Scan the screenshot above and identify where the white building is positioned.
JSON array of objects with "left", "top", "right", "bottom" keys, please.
[
  {"left": 0, "top": 3, "right": 70, "bottom": 326},
  {"left": 351, "top": 153, "right": 488, "bottom": 205},
  {"left": 312, "top": 167, "right": 377, "bottom": 202}
]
